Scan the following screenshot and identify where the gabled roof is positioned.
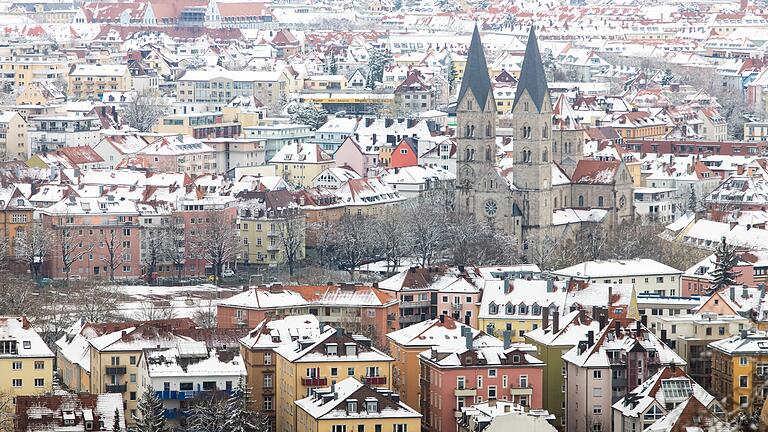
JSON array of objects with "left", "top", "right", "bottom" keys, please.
[
  {"left": 512, "top": 26, "right": 549, "bottom": 112},
  {"left": 457, "top": 25, "right": 492, "bottom": 111}
]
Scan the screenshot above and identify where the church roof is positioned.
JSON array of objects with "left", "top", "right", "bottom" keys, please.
[
  {"left": 457, "top": 24, "right": 492, "bottom": 111},
  {"left": 512, "top": 26, "right": 549, "bottom": 112}
]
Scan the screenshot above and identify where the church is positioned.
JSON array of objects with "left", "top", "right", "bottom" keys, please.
[{"left": 455, "top": 25, "right": 635, "bottom": 243}]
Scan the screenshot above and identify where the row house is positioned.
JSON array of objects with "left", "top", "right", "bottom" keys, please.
[
  {"left": 239, "top": 315, "right": 326, "bottom": 426},
  {"left": 40, "top": 195, "right": 142, "bottom": 280},
  {"left": 217, "top": 283, "right": 400, "bottom": 346},
  {"left": 274, "top": 328, "right": 394, "bottom": 432},
  {"left": 563, "top": 318, "right": 686, "bottom": 432},
  {"left": 419, "top": 329, "right": 545, "bottom": 432},
  {"left": 295, "top": 378, "right": 420, "bottom": 432},
  {"left": 386, "top": 315, "right": 502, "bottom": 411},
  {"left": 0, "top": 185, "right": 34, "bottom": 261},
  {"left": 704, "top": 174, "right": 768, "bottom": 222}
]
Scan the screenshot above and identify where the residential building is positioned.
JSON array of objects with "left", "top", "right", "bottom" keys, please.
[
  {"left": 0, "top": 53, "right": 68, "bottom": 87},
  {"left": 525, "top": 309, "right": 602, "bottom": 429},
  {"left": 744, "top": 120, "right": 768, "bottom": 141},
  {"left": 154, "top": 112, "right": 242, "bottom": 139},
  {"left": 239, "top": 315, "right": 326, "bottom": 423},
  {"left": 0, "top": 317, "right": 55, "bottom": 408},
  {"left": 0, "top": 111, "right": 30, "bottom": 159},
  {"left": 611, "top": 366, "right": 723, "bottom": 432},
  {"left": 274, "top": 327, "right": 394, "bottom": 432},
  {"left": 332, "top": 136, "right": 379, "bottom": 177},
  {"left": 633, "top": 187, "right": 679, "bottom": 223},
  {"left": 419, "top": 330, "right": 545, "bottom": 432},
  {"left": 236, "top": 189, "right": 306, "bottom": 265},
  {"left": 27, "top": 146, "right": 106, "bottom": 170},
  {"left": 295, "top": 378, "right": 421, "bottom": 432},
  {"left": 14, "top": 393, "right": 125, "bottom": 432},
  {"left": 552, "top": 258, "right": 683, "bottom": 296},
  {"left": 137, "top": 135, "right": 217, "bottom": 174},
  {"left": 0, "top": 185, "right": 34, "bottom": 260},
  {"left": 68, "top": 64, "right": 132, "bottom": 100},
  {"left": 90, "top": 134, "right": 149, "bottom": 169},
  {"left": 140, "top": 341, "right": 246, "bottom": 424},
  {"left": 458, "top": 400, "right": 557, "bottom": 432},
  {"left": 217, "top": 284, "right": 399, "bottom": 346},
  {"left": 681, "top": 253, "right": 758, "bottom": 296},
  {"left": 563, "top": 319, "right": 686, "bottom": 432},
  {"left": 709, "top": 329, "right": 768, "bottom": 412},
  {"left": 177, "top": 69, "right": 294, "bottom": 111},
  {"left": 269, "top": 142, "right": 334, "bottom": 187},
  {"left": 243, "top": 124, "right": 313, "bottom": 161},
  {"left": 387, "top": 315, "right": 503, "bottom": 411},
  {"left": 393, "top": 69, "right": 434, "bottom": 112},
  {"left": 202, "top": 137, "right": 266, "bottom": 174},
  {"left": 380, "top": 165, "right": 456, "bottom": 199},
  {"left": 27, "top": 114, "right": 102, "bottom": 153}
]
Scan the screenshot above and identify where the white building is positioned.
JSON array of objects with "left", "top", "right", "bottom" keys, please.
[
  {"left": 552, "top": 259, "right": 684, "bottom": 296},
  {"left": 633, "top": 187, "right": 679, "bottom": 223}
]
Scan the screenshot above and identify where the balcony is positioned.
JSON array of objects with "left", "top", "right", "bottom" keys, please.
[
  {"left": 400, "top": 300, "right": 431, "bottom": 309},
  {"left": 362, "top": 376, "right": 387, "bottom": 386},
  {"left": 106, "top": 384, "right": 127, "bottom": 393},
  {"left": 301, "top": 377, "right": 327, "bottom": 386},
  {"left": 105, "top": 366, "right": 126, "bottom": 375},
  {"left": 399, "top": 314, "right": 426, "bottom": 324},
  {"left": 451, "top": 302, "right": 462, "bottom": 310},
  {"left": 267, "top": 231, "right": 278, "bottom": 237},
  {"left": 509, "top": 386, "right": 533, "bottom": 396},
  {"left": 454, "top": 388, "right": 477, "bottom": 397}
]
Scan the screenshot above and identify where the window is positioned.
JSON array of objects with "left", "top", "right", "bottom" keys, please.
[
  {"left": 740, "top": 376, "right": 748, "bottom": 388},
  {"left": 12, "top": 379, "right": 21, "bottom": 387},
  {"left": 264, "top": 374, "right": 273, "bottom": 388},
  {"left": 130, "top": 374, "right": 136, "bottom": 383},
  {"left": 593, "top": 370, "right": 602, "bottom": 379},
  {"left": 592, "top": 425, "right": 602, "bottom": 432},
  {"left": 264, "top": 353, "right": 272, "bottom": 365},
  {"left": 519, "top": 375, "right": 528, "bottom": 388},
  {"left": 457, "top": 376, "right": 466, "bottom": 389},
  {"left": 348, "top": 368, "right": 355, "bottom": 376},
  {"left": 393, "top": 424, "right": 408, "bottom": 432},
  {"left": 477, "top": 376, "right": 483, "bottom": 389},
  {"left": 12, "top": 361, "right": 21, "bottom": 370},
  {"left": 593, "top": 405, "right": 602, "bottom": 415},
  {"left": 110, "top": 356, "right": 119, "bottom": 366},
  {"left": 130, "top": 391, "right": 136, "bottom": 401},
  {"left": 488, "top": 369, "right": 497, "bottom": 378},
  {"left": 263, "top": 396, "right": 273, "bottom": 411},
  {"left": 34, "top": 361, "right": 44, "bottom": 370},
  {"left": 347, "top": 401, "right": 357, "bottom": 413},
  {"left": 331, "top": 368, "right": 338, "bottom": 377},
  {"left": 741, "top": 357, "right": 749, "bottom": 366},
  {"left": 130, "top": 356, "right": 136, "bottom": 365},
  {"left": 740, "top": 396, "right": 749, "bottom": 408},
  {"left": 488, "top": 386, "right": 497, "bottom": 399},
  {"left": 33, "top": 378, "right": 43, "bottom": 387},
  {"left": 332, "top": 426, "right": 347, "bottom": 432},
  {"left": 179, "top": 382, "right": 193, "bottom": 391}
]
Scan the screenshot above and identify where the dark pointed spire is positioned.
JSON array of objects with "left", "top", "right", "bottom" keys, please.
[
  {"left": 512, "top": 26, "right": 550, "bottom": 112},
  {"left": 457, "top": 24, "right": 492, "bottom": 111}
]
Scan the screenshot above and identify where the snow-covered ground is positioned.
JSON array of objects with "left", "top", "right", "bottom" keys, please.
[{"left": 111, "top": 284, "right": 244, "bottom": 321}]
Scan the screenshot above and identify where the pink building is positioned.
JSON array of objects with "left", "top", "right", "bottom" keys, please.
[
  {"left": 681, "top": 252, "right": 757, "bottom": 296},
  {"left": 436, "top": 277, "right": 482, "bottom": 328},
  {"left": 41, "top": 196, "right": 141, "bottom": 280},
  {"left": 172, "top": 198, "right": 238, "bottom": 278},
  {"left": 419, "top": 328, "right": 544, "bottom": 432},
  {"left": 333, "top": 136, "right": 379, "bottom": 177}
]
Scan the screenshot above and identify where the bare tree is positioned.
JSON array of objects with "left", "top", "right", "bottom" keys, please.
[
  {"left": 445, "top": 213, "right": 516, "bottom": 266},
  {"left": 405, "top": 202, "right": 447, "bottom": 267},
  {"left": 142, "top": 226, "right": 166, "bottom": 283},
  {"left": 72, "top": 283, "right": 118, "bottom": 323},
  {"left": 277, "top": 210, "right": 305, "bottom": 277},
  {"left": 0, "top": 277, "right": 41, "bottom": 317},
  {"left": 55, "top": 225, "right": 94, "bottom": 284},
  {"left": 161, "top": 219, "right": 186, "bottom": 280},
  {"left": 103, "top": 227, "right": 125, "bottom": 282},
  {"left": 190, "top": 211, "right": 241, "bottom": 284},
  {"left": 322, "top": 214, "right": 378, "bottom": 279},
  {"left": 0, "top": 391, "right": 12, "bottom": 432},
  {"left": 134, "top": 301, "right": 177, "bottom": 321},
  {"left": 121, "top": 88, "right": 169, "bottom": 132},
  {"left": 373, "top": 207, "right": 411, "bottom": 274},
  {"left": 192, "top": 299, "right": 217, "bottom": 329},
  {"left": 14, "top": 222, "right": 52, "bottom": 278},
  {"left": 525, "top": 226, "right": 580, "bottom": 270}
]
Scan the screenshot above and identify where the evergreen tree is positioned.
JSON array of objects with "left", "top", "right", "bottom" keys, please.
[
  {"left": 112, "top": 409, "right": 121, "bottom": 432},
  {"left": 288, "top": 103, "right": 328, "bottom": 131},
  {"left": 134, "top": 387, "right": 169, "bottom": 432},
  {"left": 326, "top": 51, "right": 338, "bottom": 75},
  {"left": 444, "top": 52, "right": 458, "bottom": 93},
  {"left": 709, "top": 236, "right": 742, "bottom": 292},
  {"left": 660, "top": 68, "right": 674, "bottom": 86},
  {"left": 687, "top": 183, "right": 698, "bottom": 213},
  {"left": 393, "top": 0, "right": 402, "bottom": 10},
  {"left": 365, "top": 47, "right": 391, "bottom": 89},
  {"left": 223, "top": 378, "right": 270, "bottom": 432}
]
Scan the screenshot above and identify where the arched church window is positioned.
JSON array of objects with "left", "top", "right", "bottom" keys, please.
[
  {"left": 467, "top": 100, "right": 473, "bottom": 110},
  {"left": 542, "top": 124, "right": 548, "bottom": 138},
  {"left": 554, "top": 197, "right": 558, "bottom": 208},
  {"left": 578, "top": 195, "right": 584, "bottom": 207},
  {"left": 552, "top": 142, "right": 557, "bottom": 153},
  {"left": 486, "top": 122, "right": 492, "bottom": 137},
  {"left": 470, "top": 125, "right": 475, "bottom": 137},
  {"left": 469, "top": 148, "right": 475, "bottom": 161},
  {"left": 465, "top": 148, "right": 471, "bottom": 161},
  {"left": 598, "top": 196, "right": 604, "bottom": 207},
  {"left": 465, "top": 125, "right": 471, "bottom": 138},
  {"left": 542, "top": 149, "right": 548, "bottom": 162},
  {"left": 485, "top": 146, "right": 492, "bottom": 161},
  {"left": 522, "top": 149, "right": 531, "bottom": 163}
]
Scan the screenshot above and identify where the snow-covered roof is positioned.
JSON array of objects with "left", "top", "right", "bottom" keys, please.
[
  {"left": 386, "top": 316, "right": 502, "bottom": 349},
  {"left": 553, "top": 258, "right": 682, "bottom": 279},
  {"left": 0, "top": 317, "right": 54, "bottom": 359},
  {"left": 295, "top": 377, "right": 421, "bottom": 420},
  {"left": 239, "top": 314, "right": 324, "bottom": 350},
  {"left": 145, "top": 344, "right": 245, "bottom": 378}
]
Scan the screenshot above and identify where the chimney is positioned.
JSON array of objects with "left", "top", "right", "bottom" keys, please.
[
  {"left": 121, "top": 330, "right": 128, "bottom": 342},
  {"left": 503, "top": 330, "right": 511, "bottom": 349},
  {"left": 730, "top": 286, "right": 736, "bottom": 301},
  {"left": 608, "top": 286, "right": 613, "bottom": 305},
  {"left": 597, "top": 314, "right": 606, "bottom": 330},
  {"left": 464, "top": 315, "right": 470, "bottom": 326},
  {"left": 439, "top": 314, "right": 445, "bottom": 324},
  {"left": 661, "top": 329, "right": 667, "bottom": 343},
  {"left": 743, "top": 286, "right": 748, "bottom": 299},
  {"left": 587, "top": 331, "right": 594, "bottom": 347},
  {"left": 614, "top": 320, "right": 621, "bottom": 335},
  {"left": 641, "top": 315, "right": 648, "bottom": 327},
  {"left": 741, "top": 329, "right": 748, "bottom": 339},
  {"left": 465, "top": 330, "right": 473, "bottom": 351},
  {"left": 635, "top": 320, "right": 642, "bottom": 338},
  {"left": 503, "top": 277, "right": 510, "bottom": 293},
  {"left": 542, "top": 306, "right": 550, "bottom": 330},
  {"left": 552, "top": 311, "right": 560, "bottom": 333}
]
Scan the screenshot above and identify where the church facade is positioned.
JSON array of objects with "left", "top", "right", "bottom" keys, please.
[{"left": 455, "top": 25, "right": 634, "bottom": 243}]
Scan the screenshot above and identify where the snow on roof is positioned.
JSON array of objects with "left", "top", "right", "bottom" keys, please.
[
  {"left": 145, "top": 345, "right": 245, "bottom": 378},
  {"left": 709, "top": 330, "right": 768, "bottom": 355},
  {"left": 525, "top": 310, "right": 600, "bottom": 347},
  {"left": 0, "top": 317, "right": 54, "bottom": 358},
  {"left": 220, "top": 284, "right": 398, "bottom": 310},
  {"left": 295, "top": 377, "right": 421, "bottom": 420},
  {"left": 386, "top": 316, "right": 502, "bottom": 349},
  {"left": 269, "top": 142, "right": 332, "bottom": 164},
  {"left": 239, "top": 314, "right": 324, "bottom": 350},
  {"left": 612, "top": 366, "right": 714, "bottom": 418},
  {"left": 274, "top": 328, "right": 393, "bottom": 363},
  {"left": 380, "top": 165, "right": 455, "bottom": 185},
  {"left": 552, "top": 208, "right": 607, "bottom": 225},
  {"left": 553, "top": 258, "right": 682, "bottom": 279},
  {"left": 69, "top": 64, "right": 128, "bottom": 77}
]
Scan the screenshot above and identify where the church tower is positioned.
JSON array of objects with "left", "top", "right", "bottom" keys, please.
[
  {"left": 511, "top": 26, "right": 553, "bottom": 229},
  {"left": 455, "top": 25, "right": 516, "bottom": 235}
]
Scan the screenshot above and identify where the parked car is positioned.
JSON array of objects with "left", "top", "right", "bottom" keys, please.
[{"left": 222, "top": 268, "right": 235, "bottom": 278}]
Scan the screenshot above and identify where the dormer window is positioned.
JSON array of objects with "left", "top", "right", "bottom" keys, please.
[
  {"left": 365, "top": 399, "right": 378, "bottom": 413},
  {"left": 489, "top": 302, "right": 498, "bottom": 315},
  {"left": 325, "top": 344, "right": 337, "bottom": 355},
  {"left": 505, "top": 303, "right": 515, "bottom": 315},
  {"left": 347, "top": 400, "right": 357, "bottom": 413},
  {"left": 22, "top": 341, "right": 31, "bottom": 350}
]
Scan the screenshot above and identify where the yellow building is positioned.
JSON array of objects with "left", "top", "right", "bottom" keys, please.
[
  {"left": 68, "top": 64, "right": 131, "bottom": 100},
  {"left": 0, "top": 317, "right": 55, "bottom": 409},
  {"left": 295, "top": 377, "right": 420, "bottom": 432},
  {"left": 15, "top": 81, "right": 65, "bottom": 106},
  {"left": 0, "top": 186, "right": 34, "bottom": 259},
  {"left": 710, "top": 330, "right": 768, "bottom": 412},
  {"left": 269, "top": 143, "right": 334, "bottom": 187},
  {"left": 274, "top": 328, "right": 394, "bottom": 432},
  {"left": 303, "top": 75, "right": 348, "bottom": 91},
  {"left": 0, "top": 111, "right": 30, "bottom": 159},
  {"left": 237, "top": 194, "right": 306, "bottom": 266},
  {"left": 0, "top": 54, "right": 67, "bottom": 88}
]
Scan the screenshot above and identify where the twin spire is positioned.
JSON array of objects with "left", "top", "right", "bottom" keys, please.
[{"left": 457, "top": 24, "right": 550, "bottom": 113}]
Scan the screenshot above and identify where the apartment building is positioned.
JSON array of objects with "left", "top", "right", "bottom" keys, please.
[
  {"left": 177, "top": 69, "right": 294, "bottom": 111},
  {"left": 237, "top": 189, "right": 305, "bottom": 266},
  {"left": 0, "top": 53, "right": 67, "bottom": 87},
  {"left": 27, "top": 113, "right": 102, "bottom": 153},
  {"left": 709, "top": 330, "right": 768, "bottom": 412},
  {"left": 137, "top": 135, "right": 217, "bottom": 174},
  {"left": 0, "top": 185, "right": 34, "bottom": 260},
  {"left": 386, "top": 315, "right": 502, "bottom": 411},
  {"left": 552, "top": 259, "right": 683, "bottom": 297},
  {"left": 15, "top": 393, "right": 125, "bottom": 431},
  {"left": 0, "top": 111, "right": 29, "bottom": 159},
  {"left": 419, "top": 330, "right": 545, "bottom": 432},
  {"left": 295, "top": 378, "right": 421, "bottom": 432},
  {"left": 563, "top": 319, "right": 685, "bottom": 432},
  {"left": 239, "top": 315, "right": 326, "bottom": 425},
  {"left": 68, "top": 64, "right": 132, "bottom": 100},
  {"left": 154, "top": 112, "right": 242, "bottom": 140},
  {"left": 269, "top": 142, "right": 334, "bottom": 187},
  {"left": 243, "top": 124, "right": 313, "bottom": 161},
  {"left": 0, "top": 317, "right": 55, "bottom": 408},
  {"left": 274, "top": 328, "right": 394, "bottom": 432},
  {"left": 40, "top": 195, "right": 142, "bottom": 280}
]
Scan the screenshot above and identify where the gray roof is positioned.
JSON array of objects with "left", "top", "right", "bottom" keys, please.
[
  {"left": 512, "top": 26, "right": 550, "bottom": 112},
  {"left": 457, "top": 25, "right": 492, "bottom": 112}
]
